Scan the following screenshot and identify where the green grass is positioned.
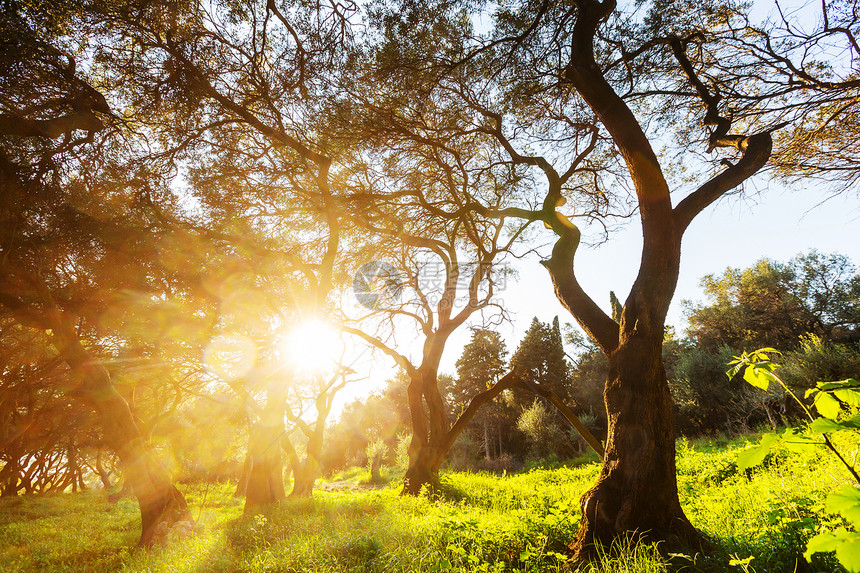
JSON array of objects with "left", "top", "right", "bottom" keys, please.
[{"left": 0, "top": 433, "right": 853, "bottom": 572}]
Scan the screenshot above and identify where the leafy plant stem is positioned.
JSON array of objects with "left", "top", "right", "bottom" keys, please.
[{"left": 771, "top": 370, "right": 860, "bottom": 484}]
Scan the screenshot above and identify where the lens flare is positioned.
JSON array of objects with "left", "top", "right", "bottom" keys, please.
[
  {"left": 202, "top": 334, "right": 256, "bottom": 381},
  {"left": 278, "top": 319, "right": 340, "bottom": 374}
]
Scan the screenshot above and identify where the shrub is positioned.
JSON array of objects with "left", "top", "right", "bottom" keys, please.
[
  {"left": 365, "top": 439, "right": 389, "bottom": 483},
  {"left": 394, "top": 432, "right": 410, "bottom": 472},
  {"left": 516, "top": 399, "right": 573, "bottom": 460}
]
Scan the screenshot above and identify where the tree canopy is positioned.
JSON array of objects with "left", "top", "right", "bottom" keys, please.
[
  {"left": 686, "top": 251, "right": 860, "bottom": 351},
  {"left": 2, "top": 0, "right": 859, "bottom": 562}
]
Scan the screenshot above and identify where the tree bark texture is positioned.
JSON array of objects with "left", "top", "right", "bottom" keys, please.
[
  {"left": 290, "top": 461, "right": 318, "bottom": 498},
  {"left": 548, "top": 0, "right": 771, "bottom": 559},
  {"left": 233, "top": 451, "right": 252, "bottom": 498},
  {"left": 569, "top": 330, "right": 705, "bottom": 560},
  {"left": 403, "top": 359, "right": 448, "bottom": 495},
  {"left": 243, "top": 386, "right": 288, "bottom": 513},
  {"left": 282, "top": 388, "right": 334, "bottom": 499}
]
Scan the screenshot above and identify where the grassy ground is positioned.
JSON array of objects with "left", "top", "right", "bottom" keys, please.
[{"left": 0, "top": 433, "right": 852, "bottom": 572}]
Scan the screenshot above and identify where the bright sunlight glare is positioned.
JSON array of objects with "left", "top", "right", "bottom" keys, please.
[{"left": 278, "top": 319, "right": 340, "bottom": 374}]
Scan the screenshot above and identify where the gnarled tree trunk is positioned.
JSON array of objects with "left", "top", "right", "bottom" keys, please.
[
  {"left": 233, "top": 451, "right": 252, "bottom": 498},
  {"left": 55, "top": 323, "right": 190, "bottom": 547},
  {"left": 402, "top": 361, "right": 448, "bottom": 495},
  {"left": 289, "top": 459, "right": 317, "bottom": 498},
  {"left": 81, "top": 374, "right": 189, "bottom": 546},
  {"left": 243, "top": 386, "right": 287, "bottom": 514},
  {"left": 569, "top": 328, "right": 703, "bottom": 559},
  {"left": 287, "top": 396, "right": 328, "bottom": 499},
  {"left": 402, "top": 442, "right": 446, "bottom": 495}
]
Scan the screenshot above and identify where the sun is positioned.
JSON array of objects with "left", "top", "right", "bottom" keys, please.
[{"left": 278, "top": 319, "right": 340, "bottom": 374}]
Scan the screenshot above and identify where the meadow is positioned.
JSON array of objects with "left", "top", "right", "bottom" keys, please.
[{"left": 0, "top": 433, "right": 851, "bottom": 573}]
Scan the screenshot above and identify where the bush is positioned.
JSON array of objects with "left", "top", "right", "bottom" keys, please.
[
  {"left": 669, "top": 345, "right": 777, "bottom": 435},
  {"left": 395, "top": 432, "right": 410, "bottom": 472},
  {"left": 781, "top": 334, "right": 860, "bottom": 395},
  {"left": 516, "top": 399, "right": 574, "bottom": 460},
  {"left": 365, "top": 439, "right": 389, "bottom": 482}
]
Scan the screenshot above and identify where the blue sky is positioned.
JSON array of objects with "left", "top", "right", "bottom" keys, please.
[{"left": 492, "top": 179, "right": 860, "bottom": 355}]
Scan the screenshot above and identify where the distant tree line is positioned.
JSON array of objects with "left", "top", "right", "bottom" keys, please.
[{"left": 322, "top": 250, "right": 860, "bottom": 472}]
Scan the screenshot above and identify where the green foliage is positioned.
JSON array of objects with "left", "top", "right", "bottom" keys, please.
[
  {"left": 729, "top": 349, "right": 860, "bottom": 571},
  {"left": 780, "top": 334, "right": 860, "bottom": 399},
  {"left": 726, "top": 348, "right": 783, "bottom": 390},
  {"left": 515, "top": 400, "right": 573, "bottom": 461},
  {"left": 322, "top": 371, "right": 411, "bottom": 473},
  {"left": 395, "top": 433, "right": 411, "bottom": 472},
  {"left": 735, "top": 433, "right": 781, "bottom": 471},
  {"left": 805, "top": 483, "right": 860, "bottom": 572},
  {"left": 453, "top": 329, "right": 508, "bottom": 403},
  {"left": 806, "top": 378, "right": 860, "bottom": 422},
  {"left": 686, "top": 252, "right": 860, "bottom": 353},
  {"left": 449, "top": 328, "right": 511, "bottom": 463},
  {"left": 668, "top": 344, "right": 763, "bottom": 434},
  {"left": 609, "top": 291, "right": 623, "bottom": 324},
  {"left": 567, "top": 340, "right": 607, "bottom": 431},
  {"left": 2, "top": 435, "right": 854, "bottom": 572},
  {"left": 366, "top": 439, "right": 389, "bottom": 483},
  {"left": 510, "top": 318, "right": 570, "bottom": 401}
]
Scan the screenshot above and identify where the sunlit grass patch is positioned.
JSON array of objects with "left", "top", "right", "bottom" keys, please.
[
  {"left": 0, "top": 491, "right": 138, "bottom": 572},
  {"left": 0, "top": 434, "right": 853, "bottom": 572}
]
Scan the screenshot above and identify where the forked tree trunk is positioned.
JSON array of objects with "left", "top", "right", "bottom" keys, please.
[
  {"left": 290, "top": 460, "right": 317, "bottom": 498},
  {"left": 402, "top": 361, "right": 449, "bottom": 495},
  {"left": 88, "top": 385, "right": 189, "bottom": 546},
  {"left": 243, "top": 386, "right": 287, "bottom": 514},
  {"left": 402, "top": 443, "right": 445, "bottom": 495},
  {"left": 289, "top": 436, "right": 321, "bottom": 498},
  {"left": 287, "top": 393, "right": 331, "bottom": 498},
  {"left": 551, "top": 0, "right": 773, "bottom": 558},
  {"left": 402, "top": 369, "right": 540, "bottom": 494}
]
